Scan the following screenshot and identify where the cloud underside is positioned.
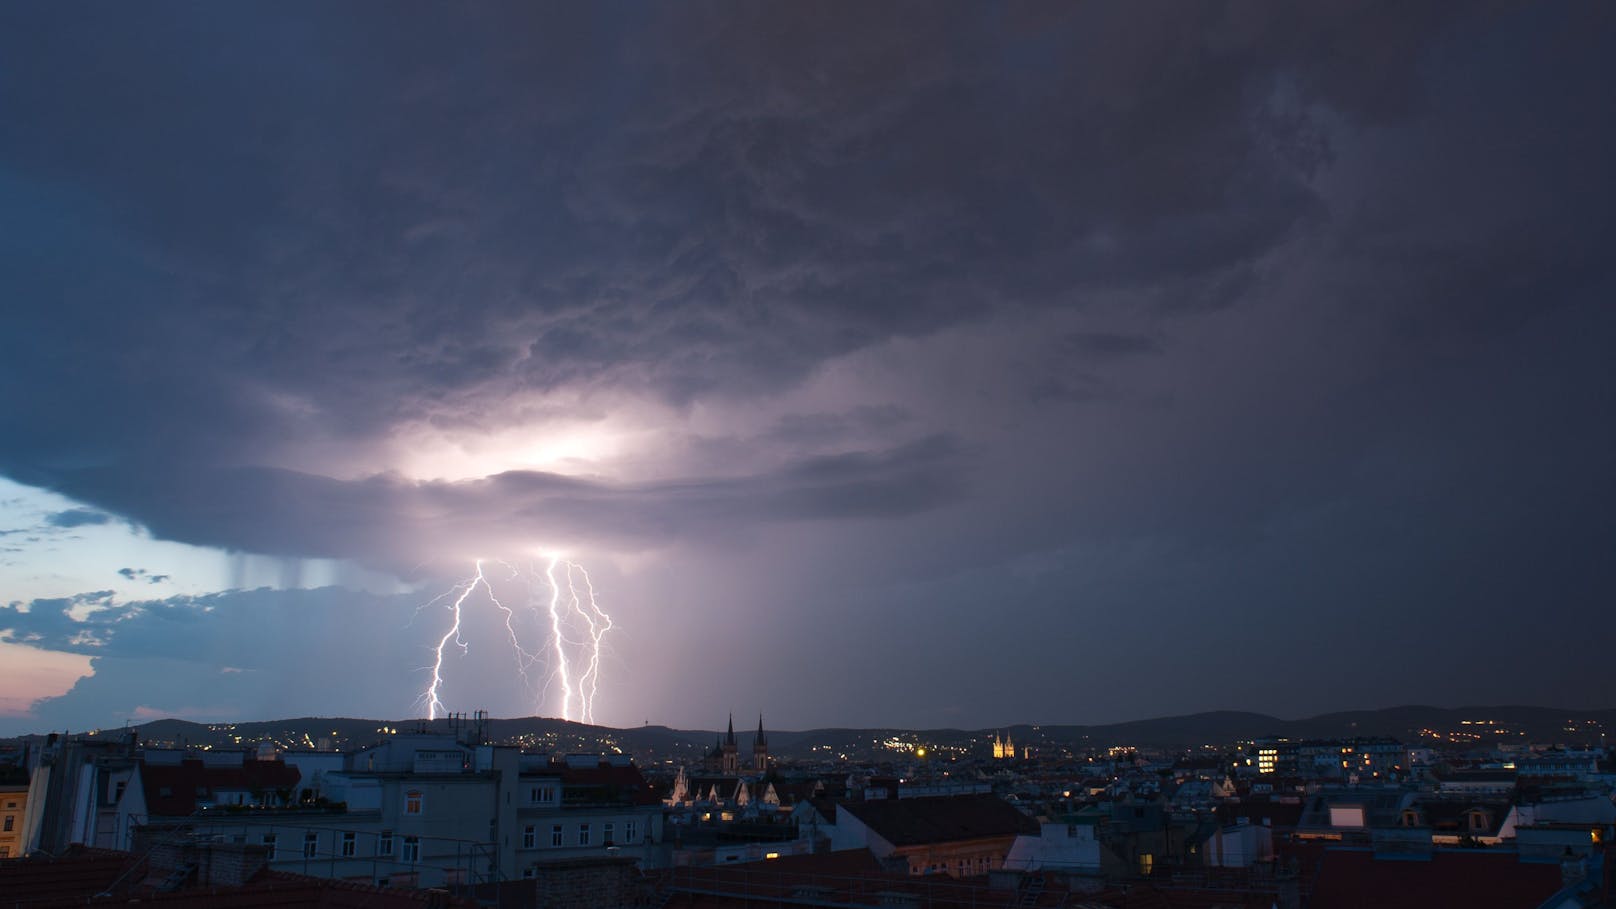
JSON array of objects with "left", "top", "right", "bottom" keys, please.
[
  {"left": 20, "top": 436, "right": 961, "bottom": 567},
  {"left": 5, "top": 4, "right": 1576, "bottom": 556}
]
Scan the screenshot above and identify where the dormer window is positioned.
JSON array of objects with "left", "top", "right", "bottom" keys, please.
[
  {"left": 1468, "top": 810, "right": 1490, "bottom": 832},
  {"left": 1401, "top": 809, "right": 1420, "bottom": 827}
]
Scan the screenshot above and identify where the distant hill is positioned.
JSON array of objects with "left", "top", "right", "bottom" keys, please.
[{"left": 7, "top": 705, "right": 1610, "bottom": 761}]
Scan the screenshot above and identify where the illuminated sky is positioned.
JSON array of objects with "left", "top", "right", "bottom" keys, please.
[{"left": 2, "top": 3, "right": 1613, "bottom": 735}]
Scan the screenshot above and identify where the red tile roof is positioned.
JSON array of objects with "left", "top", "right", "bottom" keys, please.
[
  {"left": 838, "top": 794, "right": 1038, "bottom": 847},
  {"left": 140, "top": 758, "right": 302, "bottom": 816},
  {"left": 1308, "top": 847, "right": 1564, "bottom": 909},
  {"left": 0, "top": 845, "right": 473, "bottom": 908},
  {"left": 657, "top": 849, "right": 1072, "bottom": 908},
  {"left": 557, "top": 763, "right": 661, "bottom": 805}
]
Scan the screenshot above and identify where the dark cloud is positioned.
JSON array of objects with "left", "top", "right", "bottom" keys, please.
[
  {"left": 44, "top": 508, "right": 112, "bottom": 528},
  {"left": 1061, "top": 333, "right": 1163, "bottom": 358},
  {"left": 0, "top": 2, "right": 1500, "bottom": 485},
  {"left": 115, "top": 567, "right": 170, "bottom": 584},
  {"left": 31, "top": 436, "right": 962, "bottom": 571}
]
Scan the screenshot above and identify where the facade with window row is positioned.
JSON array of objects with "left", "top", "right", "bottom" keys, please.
[{"left": 103, "top": 734, "right": 664, "bottom": 888}]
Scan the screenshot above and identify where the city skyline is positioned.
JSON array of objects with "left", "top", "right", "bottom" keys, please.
[{"left": 3, "top": 4, "right": 1614, "bottom": 736}]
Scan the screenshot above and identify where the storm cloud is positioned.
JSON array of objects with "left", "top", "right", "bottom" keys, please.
[{"left": 1, "top": 2, "right": 1613, "bottom": 730}]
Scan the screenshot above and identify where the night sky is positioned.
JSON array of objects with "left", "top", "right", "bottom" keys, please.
[{"left": 2, "top": 3, "right": 1613, "bottom": 735}]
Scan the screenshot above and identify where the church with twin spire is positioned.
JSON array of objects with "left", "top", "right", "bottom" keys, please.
[{"left": 704, "top": 713, "right": 770, "bottom": 775}]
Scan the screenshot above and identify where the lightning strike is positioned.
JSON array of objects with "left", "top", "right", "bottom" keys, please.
[
  {"left": 419, "top": 561, "right": 487, "bottom": 720},
  {"left": 566, "top": 560, "right": 613, "bottom": 724},
  {"left": 413, "top": 554, "right": 616, "bottom": 723},
  {"left": 543, "top": 555, "right": 577, "bottom": 722}
]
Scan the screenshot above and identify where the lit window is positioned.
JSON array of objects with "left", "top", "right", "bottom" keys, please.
[
  {"left": 523, "top": 825, "right": 536, "bottom": 849},
  {"left": 341, "top": 832, "right": 356, "bottom": 857},
  {"left": 402, "top": 836, "right": 420, "bottom": 863},
  {"left": 405, "top": 790, "right": 423, "bottom": 815}
]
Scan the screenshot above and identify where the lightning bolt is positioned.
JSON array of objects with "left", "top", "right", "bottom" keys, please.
[
  {"left": 544, "top": 555, "right": 578, "bottom": 722},
  {"left": 419, "top": 561, "right": 486, "bottom": 721},
  {"left": 490, "top": 561, "right": 544, "bottom": 695},
  {"left": 566, "top": 560, "right": 613, "bottom": 724},
  {"left": 414, "top": 554, "right": 616, "bottom": 724}
]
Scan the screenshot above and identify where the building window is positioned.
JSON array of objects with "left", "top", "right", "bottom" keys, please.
[
  {"left": 528, "top": 785, "right": 556, "bottom": 804},
  {"left": 263, "top": 834, "right": 277, "bottom": 860},
  {"left": 379, "top": 832, "right": 394, "bottom": 856},
  {"left": 551, "top": 825, "right": 563, "bottom": 847},
  {"left": 402, "top": 836, "right": 420, "bottom": 863},
  {"left": 0, "top": 847, "right": 9, "bottom": 858},
  {"left": 405, "top": 790, "right": 423, "bottom": 815},
  {"left": 603, "top": 822, "right": 614, "bottom": 845},
  {"left": 624, "top": 821, "right": 637, "bottom": 843},
  {"left": 523, "top": 825, "right": 536, "bottom": 849},
  {"left": 304, "top": 833, "right": 318, "bottom": 858},
  {"left": 2, "top": 816, "right": 12, "bottom": 832},
  {"left": 578, "top": 823, "right": 590, "bottom": 847},
  {"left": 341, "top": 832, "right": 356, "bottom": 857}
]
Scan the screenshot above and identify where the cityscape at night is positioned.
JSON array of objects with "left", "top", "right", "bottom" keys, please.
[{"left": 2, "top": 2, "right": 1613, "bottom": 906}]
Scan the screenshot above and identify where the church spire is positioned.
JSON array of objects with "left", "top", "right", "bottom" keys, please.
[
  {"left": 726, "top": 713, "right": 736, "bottom": 746},
  {"left": 756, "top": 714, "right": 767, "bottom": 747}
]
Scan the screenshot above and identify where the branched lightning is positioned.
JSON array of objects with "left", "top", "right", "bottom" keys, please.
[
  {"left": 566, "top": 560, "right": 613, "bottom": 724},
  {"left": 489, "top": 561, "right": 544, "bottom": 694},
  {"left": 419, "top": 561, "right": 487, "bottom": 720},
  {"left": 413, "top": 554, "right": 616, "bottom": 723}
]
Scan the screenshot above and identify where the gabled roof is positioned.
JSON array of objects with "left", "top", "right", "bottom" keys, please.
[{"left": 838, "top": 794, "right": 1038, "bottom": 847}]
